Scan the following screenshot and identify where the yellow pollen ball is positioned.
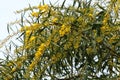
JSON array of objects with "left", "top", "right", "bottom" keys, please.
[
  {"left": 52, "top": 18, "right": 58, "bottom": 23},
  {"left": 26, "top": 30, "right": 31, "bottom": 35},
  {"left": 31, "top": 12, "right": 39, "bottom": 17},
  {"left": 38, "top": 4, "right": 49, "bottom": 12},
  {"left": 30, "top": 36, "right": 36, "bottom": 41}
]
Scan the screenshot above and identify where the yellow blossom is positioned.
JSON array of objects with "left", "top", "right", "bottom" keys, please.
[
  {"left": 30, "top": 36, "right": 36, "bottom": 41},
  {"left": 46, "top": 40, "right": 51, "bottom": 46},
  {"left": 69, "top": 16, "right": 75, "bottom": 22},
  {"left": 20, "top": 26, "right": 29, "bottom": 31},
  {"left": 32, "top": 23, "right": 41, "bottom": 29},
  {"left": 109, "top": 35, "right": 118, "bottom": 44},
  {"left": 29, "top": 43, "right": 48, "bottom": 71},
  {"left": 44, "top": 22, "right": 49, "bottom": 26},
  {"left": 88, "top": 13, "right": 93, "bottom": 18},
  {"left": 38, "top": 4, "right": 49, "bottom": 12},
  {"left": 100, "top": 26, "right": 109, "bottom": 33},
  {"left": 39, "top": 43, "right": 46, "bottom": 49},
  {"left": 34, "top": 43, "right": 46, "bottom": 60},
  {"left": 26, "top": 30, "right": 31, "bottom": 35},
  {"left": 35, "top": 52, "right": 42, "bottom": 60},
  {"left": 59, "top": 24, "right": 71, "bottom": 37},
  {"left": 65, "top": 26, "right": 71, "bottom": 32},
  {"left": 52, "top": 18, "right": 58, "bottom": 23},
  {"left": 17, "top": 61, "right": 22, "bottom": 68},
  {"left": 29, "top": 61, "right": 36, "bottom": 71},
  {"left": 11, "top": 67, "right": 16, "bottom": 73},
  {"left": 7, "top": 62, "right": 13, "bottom": 67},
  {"left": 32, "top": 23, "right": 40, "bottom": 27},
  {"left": 31, "top": 12, "right": 39, "bottom": 17},
  {"left": 103, "top": 18, "right": 108, "bottom": 25}
]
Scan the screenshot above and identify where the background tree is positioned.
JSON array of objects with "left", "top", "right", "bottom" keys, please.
[{"left": 0, "top": 0, "right": 120, "bottom": 80}]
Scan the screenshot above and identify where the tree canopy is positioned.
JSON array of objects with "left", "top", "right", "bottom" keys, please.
[{"left": 0, "top": 0, "right": 120, "bottom": 80}]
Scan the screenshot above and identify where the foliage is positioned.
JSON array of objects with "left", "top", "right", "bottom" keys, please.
[{"left": 0, "top": 0, "right": 120, "bottom": 80}]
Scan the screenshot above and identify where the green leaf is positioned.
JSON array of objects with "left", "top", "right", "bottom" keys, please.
[
  {"left": 7, "top": 24, "right": 10, "bottom": 34},
  {"left": 61, "top": 0, "right": 66, "bottom": 9},
  {"left": 97, "top": 3, "right": 106, "bottom": 11}
]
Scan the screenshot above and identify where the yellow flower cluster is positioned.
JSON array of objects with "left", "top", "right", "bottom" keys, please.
[
  {"left": 30, "top": 36, "right": 36, "bottom": 42},
  {"left": 52, "top": 18, "right": 58, "bottom": 23},
  {"left": 20, "top": 26, "right": 29, "bottom": 32},
  {"left": 20, "top": 23, "right": 41, "bottom": 49},
  {"left": 31, "top": 23, "right": 41, "bottom": 31},
  {"left": 25, "top": 30, "right": 31, "bottom": 35},
  {"left": 59, "top": 24, "right": 71, "bottom": 37},
  {"left": 31, "top": 12, "right": 39, "bottom": 17},
  {"left": 100, "top": 26, "right": 110, "bottom": 33},
  {"left": 28, "top": 40, "right": 50, "bottom": 71},
  {"left": 28, "top": 43, "right": 46, "bottom": 71},
  {"left": 25, "top": 36, "right": 36, "bottom": 49},
  {"left": 28, "top": 61, "right": 36, "bottom": 71},
  {"left": 11, "top": 67, "right": 16, "bottom": 73},
  {"left": 103, "top": 18, "right": 108, "bottom": 25},
  {"left": 88, "top": 13, "right": 93, "bottom": 18},
  {"left": 35, "top": 43, "right": 46, "bottom": 60},
  {"left": 109, "top": 35, "right": 119, "bottom": 44},
  {"left": 38, "top": 4, "right": 49, "bottom": 12}
]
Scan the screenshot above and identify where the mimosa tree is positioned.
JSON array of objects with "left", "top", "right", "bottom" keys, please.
[{"left": 0, "top": 0, "right": 120, "bottom": 79}]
